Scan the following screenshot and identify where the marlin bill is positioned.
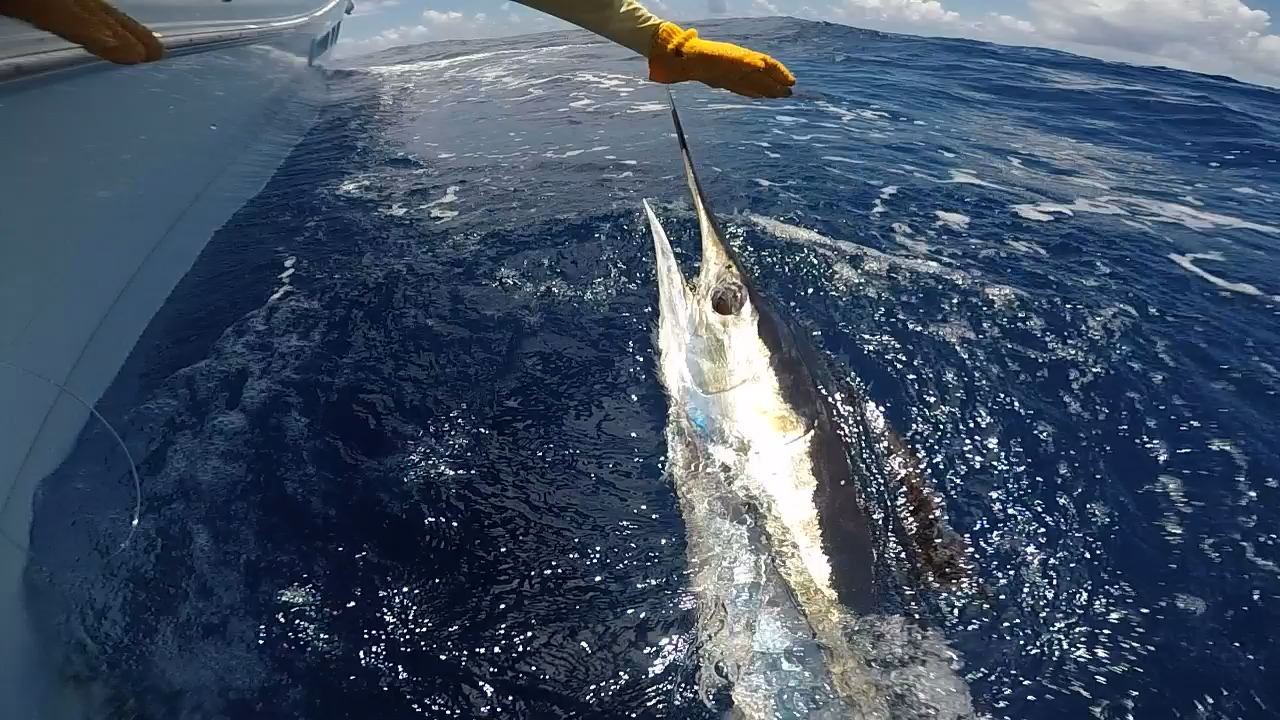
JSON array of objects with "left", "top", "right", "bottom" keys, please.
[{"left": 642, "top": 92, "right": 974, "bottom": 719}]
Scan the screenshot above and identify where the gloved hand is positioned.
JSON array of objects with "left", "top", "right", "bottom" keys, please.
[
  {"left": 648, "top": 22, "right": 794, "bottom": 99},
  {"left": 0, "top": 0, "right": 164, "bottom": 64}
]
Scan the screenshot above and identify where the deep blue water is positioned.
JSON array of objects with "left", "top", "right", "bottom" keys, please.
[{"left": 27, "top": 17, "right": 1280, "bottom": 720}]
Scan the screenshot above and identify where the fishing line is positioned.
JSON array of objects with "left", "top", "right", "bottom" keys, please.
[{"left": 0, "top": 359, "right": 141, "bottom": 559}]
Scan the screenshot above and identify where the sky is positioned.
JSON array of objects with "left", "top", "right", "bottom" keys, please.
[{"left": 331, "top": 0, "right": 1280, "bottom": 87}]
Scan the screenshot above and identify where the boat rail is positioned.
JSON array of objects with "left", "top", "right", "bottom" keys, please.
[{"left": 0, "top": 0, "right": 352, "bottom": 83}]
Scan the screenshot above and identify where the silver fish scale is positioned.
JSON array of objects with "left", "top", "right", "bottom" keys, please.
[{"left": 666, "top": 415, "right": 853, "bottom": 719}]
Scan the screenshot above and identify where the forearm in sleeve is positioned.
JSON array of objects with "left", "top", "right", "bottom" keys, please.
[{"left": 511, "top": 0, "right": 665, "bottom": 57}]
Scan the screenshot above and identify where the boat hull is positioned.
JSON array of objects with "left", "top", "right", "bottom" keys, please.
[{"left": 0, "top": 1, "right": 350, "bottom": 715}]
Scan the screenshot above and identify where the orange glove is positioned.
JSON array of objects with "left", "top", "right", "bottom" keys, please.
[
  {"left": 648, "top": 22, "right": 794, "bottom": 99},
  {"left": 0, "top": 0, "right": 164, "bottom": 64}
]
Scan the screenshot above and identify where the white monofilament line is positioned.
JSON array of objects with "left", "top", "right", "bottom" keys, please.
[{"left": 1, "top": 359, "right": 142, "bottom": 558}]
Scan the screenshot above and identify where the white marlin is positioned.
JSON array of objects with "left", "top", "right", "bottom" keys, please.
[{"left": 643, "top": 94, "right": 893, "bottom": 719}]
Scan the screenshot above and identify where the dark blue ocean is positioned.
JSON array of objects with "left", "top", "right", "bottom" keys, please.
[{"left": 27, "top": 17, "right": 1280, "bottom": 720}]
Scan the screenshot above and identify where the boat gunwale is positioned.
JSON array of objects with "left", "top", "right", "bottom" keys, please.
[{"left": 0, "top": 0, "right": 350, "bottom": 84}]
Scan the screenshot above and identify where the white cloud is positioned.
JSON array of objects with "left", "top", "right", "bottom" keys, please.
[
  {"left": 347, "top": 0, "right": 399, "bottom": 18},
  {"left": 1032, "top": 0, "right": 1270, "bottom": 50},
  {"left": 331, "top": 0, "right": 1280, "bottom": 86},
  {"left": 825, "top": 0, "right": 1279, "bottom": 85},
  {"left": 751, "top": 0, "right": 783, "bottom": 15},
  {"left": 333, "top": 6, "right": 560, "bottom": 58},
  {"left": 832, "top": 0, "right": 961, "bottom": 26},
  {"left": 990, "top": 14, "right": 1036, "bottom": 35},
  {"left": 1019, "top": 0, "right": 1280, "bottom": 82}
]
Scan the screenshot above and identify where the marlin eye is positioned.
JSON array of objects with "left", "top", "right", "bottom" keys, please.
[{"left": 710, "top": 281, "right": 745, "bottom": 316}]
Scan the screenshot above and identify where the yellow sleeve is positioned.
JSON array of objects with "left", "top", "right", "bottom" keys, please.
[{"left": 512, "top": 0, "right": 664, "bottom": 57}]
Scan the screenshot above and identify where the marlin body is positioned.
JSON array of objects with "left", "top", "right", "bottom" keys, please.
[{"left": 644, "top": 95, "right": 887, "bottom": 719}]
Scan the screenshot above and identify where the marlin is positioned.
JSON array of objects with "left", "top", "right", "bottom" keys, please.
[{"left": 643, "top": 94, "right": 891, "bottom": 719}]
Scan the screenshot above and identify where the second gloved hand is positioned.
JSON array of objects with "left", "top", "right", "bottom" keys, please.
[{"left": 647, "top": 22, "right": 794, "bottom": 98}]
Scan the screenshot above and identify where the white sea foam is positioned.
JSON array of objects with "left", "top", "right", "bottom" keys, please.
[
  {"left": 1009, "top": 195, "right": 1277, "bottom": 234},
  {"left": 1168, "top": 252, "right": 1279, "bottom": 301},
  {"left": 427, "top": 185, "right": 459, "bottom": 206},
  {"left": 747, "top": 214, "right": 970, "bottom": 284},
  {"left": 1006, "top": 239, "right": 1048, "bottom": 256},
  {"left": 935, "top": 211, "right": 971, "bottom": 230},
  {"left": 946, "top": 169, "right": 1013, "bottom": 191},
  {"left": 821, "top": 155, "right": 865, "bottom": 165}
]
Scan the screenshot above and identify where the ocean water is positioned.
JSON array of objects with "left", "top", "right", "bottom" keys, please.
[{"left": 25, "top": 17, "right": 1280, "bottom": 720}]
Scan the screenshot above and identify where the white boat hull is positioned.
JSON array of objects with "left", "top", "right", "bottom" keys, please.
[{"left": 0, "top": 1, "right": 350, "bottom": 714}]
